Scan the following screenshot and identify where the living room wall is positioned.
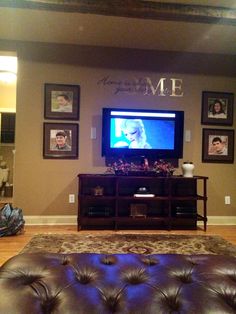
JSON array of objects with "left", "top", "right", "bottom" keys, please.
[{"left": 7, "top": 42, "right": 236, "bottom": 222}]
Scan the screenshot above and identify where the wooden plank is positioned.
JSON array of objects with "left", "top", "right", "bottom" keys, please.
[{"left": 0, "top": 1, "right": 236, "bottom": 25}]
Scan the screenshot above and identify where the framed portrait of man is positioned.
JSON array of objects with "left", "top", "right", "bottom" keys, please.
[
  {"left": 43, "top": 123, "right": 79, "bottom": 159},
  {"left": 202, "top": 128, "right": 234, "bottom": 163},
  {"left": 44, "top": 83, "right": 80, "bottom": 120}
]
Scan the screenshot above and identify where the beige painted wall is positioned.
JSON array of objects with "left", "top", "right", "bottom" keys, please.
[{"left": 10, "top": 46, "right": 236, "bottom": 218}]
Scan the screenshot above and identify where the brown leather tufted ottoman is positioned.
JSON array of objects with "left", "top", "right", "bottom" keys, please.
[{"left": 0, "top": 253, "right": 236, "bottom": 313}]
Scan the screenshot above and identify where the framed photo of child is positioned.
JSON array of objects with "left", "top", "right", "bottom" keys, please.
[
  {"left": 201, "top": 91, "right": 234, "bottom": 126},
  {"left": 43, "top": 123, "right": 79, "bottom": 159},
  {"left": 44, "top": 83, "right": 80, "bottom": 120}
]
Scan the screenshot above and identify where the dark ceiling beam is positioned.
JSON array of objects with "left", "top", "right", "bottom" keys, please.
[{"left": 1, "top": 0, "right": 236, "bottom": 25}]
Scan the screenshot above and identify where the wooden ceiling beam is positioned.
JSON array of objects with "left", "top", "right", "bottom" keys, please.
[{"left": 1, "top": 0, "right": 236, "bottom": 25}]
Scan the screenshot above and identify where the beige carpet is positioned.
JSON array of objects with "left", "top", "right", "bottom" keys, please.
[{"left": 20, "top": 234, "right": 236, "bottom": 256}]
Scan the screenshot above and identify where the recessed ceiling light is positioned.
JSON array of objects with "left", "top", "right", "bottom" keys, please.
[{"left": 0, "top": 56, "right": 17, "bottom": 84}]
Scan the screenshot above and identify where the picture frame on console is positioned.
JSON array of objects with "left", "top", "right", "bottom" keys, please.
[
  {"left": 201, "top": 91, "right": 234, "bottom": 126},
  {"left": 44, "top": 83, "right": 80, "bottom": 120},
  {"left": 43, "top": 122, "right": 79, "bottom": 159},
  {"left": 202, "top": 128, "right": 234, "bottom": 163}
]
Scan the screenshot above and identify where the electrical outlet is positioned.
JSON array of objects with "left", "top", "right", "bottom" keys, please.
[
  {"left": 185, "top": 130, "right": 191, "bottom": 142},
  {"left": 91, "top": 127, "right": 96, "bottom": 139},
  {"left": 69, "top": 194, "right": 75, "bottom": 203},
  {"left": 225, "top": 196, "right": 230, "bottom": 205}
]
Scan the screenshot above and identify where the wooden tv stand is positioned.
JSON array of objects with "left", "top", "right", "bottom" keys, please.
[{"left": 77, "top": 174, "right": 208, "bottom": 231}]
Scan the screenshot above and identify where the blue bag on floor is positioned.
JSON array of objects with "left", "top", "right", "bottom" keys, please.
[{"left": 0, "top": 203, "right": 25, "bottom": 237}]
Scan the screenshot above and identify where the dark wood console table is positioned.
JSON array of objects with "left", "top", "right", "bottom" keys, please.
[{"left": 78, "top": 174, "right": 208, "bottom": 231}]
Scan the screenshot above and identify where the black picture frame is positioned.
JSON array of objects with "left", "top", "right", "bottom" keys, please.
[
  {"left": 201, "top": 91, "right": 234, "bottom": 126},
  {"left": 43, "top": 123, "right": 79, "bottom": 159},
  {"left": 202, "top": 128, "right": 234, "bottom": 163},
  {"left": 44, "top": 83, "right": 80, "bottom": 120}
]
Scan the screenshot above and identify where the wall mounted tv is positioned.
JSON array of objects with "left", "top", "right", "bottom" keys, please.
[{"left": 102, "top": 108, "right": 184, "bottom": 159}]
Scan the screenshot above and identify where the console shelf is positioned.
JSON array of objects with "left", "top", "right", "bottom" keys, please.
[{"left": 78, "top": 174, "right": 208, "bottom": 231}]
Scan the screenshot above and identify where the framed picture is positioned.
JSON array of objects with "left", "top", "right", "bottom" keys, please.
[
  {"left": 201, "top": 91, "right": 234, "bottom": 125},
  {"left": 44, "top": 83, "right": 80, "bottom": 120},
  {"left": 130, "top": 203, "right": 147, "bottom": 218},
  {"left": 202, "top": 128, "right": 234, "bottom": 163},
  {"left": 43, "top": 123, "right": 79, "bottom": 159}
]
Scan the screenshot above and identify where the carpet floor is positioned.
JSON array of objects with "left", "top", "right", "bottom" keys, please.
[{"left": 21, "top": 233, "right": 236, "bottom": 256}]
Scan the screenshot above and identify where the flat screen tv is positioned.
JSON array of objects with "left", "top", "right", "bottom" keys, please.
[{"left": 102, "top": 108, "right": 184, "bottom": 159}]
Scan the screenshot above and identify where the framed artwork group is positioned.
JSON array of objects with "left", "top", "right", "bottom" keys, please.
[
  {"left": 201, "top": 91, "right": 234, "bottom": 164},
  {"left": 41, "top": 85, "right": 234, "bottom": 162},
  {"left": 43, "top": 83, "right": 80, "bottom": 159}
]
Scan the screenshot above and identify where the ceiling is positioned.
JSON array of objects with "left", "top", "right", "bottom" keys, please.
[{"left": 0, "top": 0, "right": 236, "bottom": 55}]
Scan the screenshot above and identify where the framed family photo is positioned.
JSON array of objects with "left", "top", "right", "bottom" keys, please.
[
  {"left": 44, "top": 83, "right": 80, "bottom": 120},
  {"left": 201, "top": 91, "right": 234, "bottom": 126},
  {"left": 43, "top": 123, "right": 79, "bottom": 159},
  {"left": 202, "top": 128, "right": 234, "bottom": 163}
]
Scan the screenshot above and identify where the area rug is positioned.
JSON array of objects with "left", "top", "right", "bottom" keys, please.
[{"left": 20, "top": 233, "right": 236, "bottom": 256}]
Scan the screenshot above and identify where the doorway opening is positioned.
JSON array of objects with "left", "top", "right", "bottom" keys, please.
[{"left": 0, "top": 53, "right": 17, "bottom": 203}]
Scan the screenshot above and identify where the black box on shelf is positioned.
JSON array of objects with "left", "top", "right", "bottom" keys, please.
[
  {"left": 87, "top": 206, "right": 112, "bottom": 217},
  {"left": 175, "top": 206, "right": 196, "bottom": 217}
]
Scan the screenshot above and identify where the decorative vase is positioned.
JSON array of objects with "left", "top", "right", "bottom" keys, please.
[{"left": 182, "top": 162, "right": 194, "bottom": 178}]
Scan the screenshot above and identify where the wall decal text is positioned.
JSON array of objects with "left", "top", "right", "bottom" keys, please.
[{"left": 97, "top": 76, "right": 183, "bottom": 96}]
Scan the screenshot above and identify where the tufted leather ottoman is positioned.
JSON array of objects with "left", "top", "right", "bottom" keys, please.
[{"left": 0, "top": 253, "right": 236, "bottom": 313}]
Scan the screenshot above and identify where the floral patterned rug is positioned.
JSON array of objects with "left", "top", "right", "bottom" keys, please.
[{"left": 21, "top": 233, "right": 236, "bottom": 256}]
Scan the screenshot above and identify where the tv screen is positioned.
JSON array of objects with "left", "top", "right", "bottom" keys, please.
[{"left": 102, "top": 108, "right": 184, "bottom": 159}]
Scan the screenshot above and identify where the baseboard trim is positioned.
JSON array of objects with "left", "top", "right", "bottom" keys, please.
[
  {"left": 24, "top": 215, "right": 236, "bottom": 226},
  {"left": 25, "top": 215, "right": 77, "bottom": 225},
  {"left": 205, "top": 216, "right": 236, "bottom": 225}
]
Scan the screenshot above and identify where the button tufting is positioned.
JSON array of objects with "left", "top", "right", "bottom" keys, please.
[
  {"left": 141, "top": 256, "right": 158, "bottom": 266},
  {"left": 228, "top": 274, "right": 236, "bottom": 282},
  {"left": 186, "top": 258, "right": 198, "bottom": 266},
  {"left": 1, "top": 253, "right": 236, "bottom": 314},
  {"left": 176, "top": 272, "right": 193, "bottom": 284},
  {"left": 41, "top": 298, "right": 58, "bottom": 313},
  {"left": 218, "top": 291, "right": 236, "bottom": 310},
  {"left": 18, "top": 274, "right": 42, "bottom": 285},
  {"left": 122, "top": 267, "right": 149, "bottom": 284},
  {"left": 75, "top": 268, "right": 97, "bottom": 284},
  {"left": 165, "top": 295, "right": 180, "bottom": 312},
  {"left": 99, "top": 287, "right": 123, "bottom": 313},
  {"left": 61, "top": 259, "right": 70, "bottom": 266},
  {"left": 100, "top": 255, "right": 117, "bottom": 265}
]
